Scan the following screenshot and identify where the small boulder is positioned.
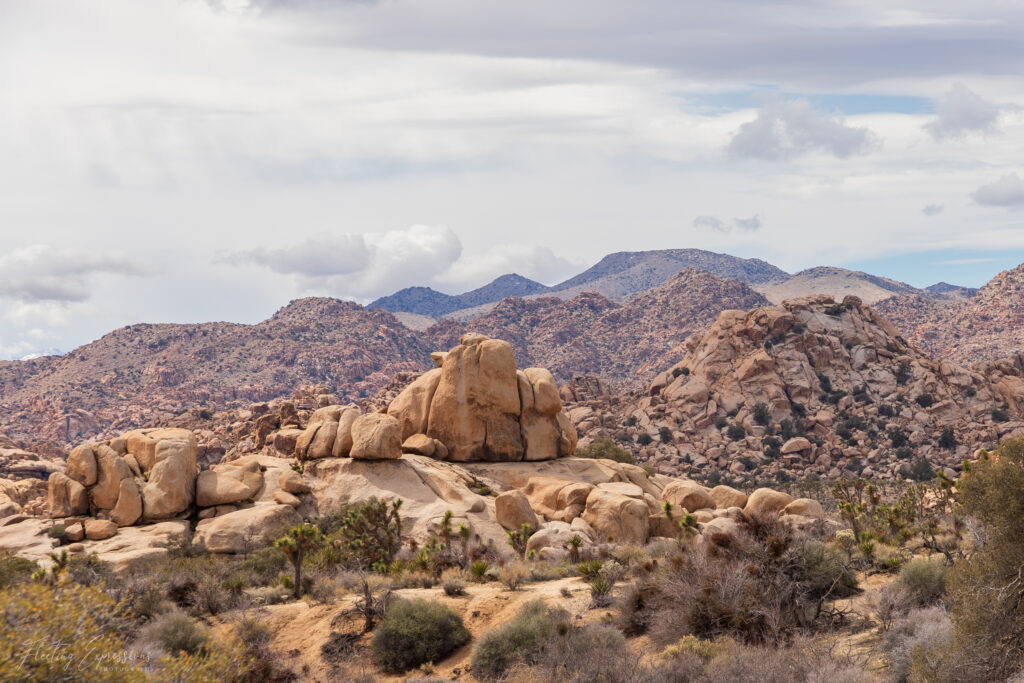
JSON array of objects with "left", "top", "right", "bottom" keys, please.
[
  {"left": 273, "top": 491, "right": 302, "bottom": 507},
  {"left": 196, "top": 470, "right": 253, "bottom": 507},
  {"left": 582, "top": 488, "right": 650, "bottom": 545},
  {"left": 402, "top": 434, "right": 436, "bottom": 457},
  {"left": 278, "top": 469, "right": 311, "bottom": 494},
  {"left": 709, "top": 485, "right": 748, "bottom": 510},
  {"left": 66, "top": 444, "right": 98, "bottom": 487},
  {"left": 781, "top": 437, "right": 812, "bottom": 454},
  {"left": 331, "top": 407, "right": 360, "bottom": 458},
  {"left": 110, "top": 478, "right": 143, "bottom": 527},
  {"left": 193, "top": 504, "right": 301, "bottom": 554},
  {"left": 661, "top": 480, "right": 715, "bottom": 512},
  {"left": 84, "top": 519, "right": 118, "bottom": 541},
  {"left": 744, "top": 488, "right": 794, "bottom": 518},
  {"left": 350, "top": 414, "right": 402, "bottom": 460},
  {"left": 47, "top": 473, "right": 89, "bottom": 518},
  {"left": 782, "top": 498, "right": 824, "bottom": 518},
  {"left": 495, "top": 490, "right": 539, "bottom": 531}
]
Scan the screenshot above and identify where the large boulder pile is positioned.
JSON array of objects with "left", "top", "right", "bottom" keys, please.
[
  {"left": 571, "top": 295, "right": 1024, "bottom": 481},
  {"left": 47, "top": 428, "right": 198, "bottom": 526},
  {"left": 388, "top": 334, "right": 577, "bottom": 462}
]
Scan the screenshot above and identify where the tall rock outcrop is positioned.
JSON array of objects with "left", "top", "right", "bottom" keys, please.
[{"left": 392, "top": 334, "right": 577, "bottom": 462}]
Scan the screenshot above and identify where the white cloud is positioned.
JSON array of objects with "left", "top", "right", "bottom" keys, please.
[
  {"left": 924, "top": 83, "right": 1000, "bottom": 141},
  {"left": 972, "top": 173, "right": 1024, "bottom": 207},
  {"left": 233, "top": 225, "right": 463, "bottom": 298},
  {"left": 726, "top": 98, "right": 880, "bottom": 161},
  {"left": 922, "top": 203, "right": 944, "bottom": 216},
  {"left": 0, "top": 245, "right": 145, "bottom": 303},
  {"left": 435, "top": 243, "right": 580, "bottom": 289},
  {"left": 694, "top": 214, "right": 763, "bottom": 234}
]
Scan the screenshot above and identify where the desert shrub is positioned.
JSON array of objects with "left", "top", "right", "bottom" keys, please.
[
  {"left": 66, "top": 552, "right": 115, "bottom": 587},
  {"left": 894, "top": 557, "right": 946, "bottom": 607},
  {"left": 945, "top": 437, "right": 1024, "bottom": 677},
  {"left": 371, "top": 598, "right": 470, "bottom": 673},
  {"left": 469, "top": 559, "right": 490, "bottom": 581},
  {"left": 503, "top": 622, "right": 644, "bottom": 683},
  {"left": 240, "top": 545, "right": 289, "bottom": 585},
  {"left": 144, "top": 609, "right": 210, "bottom": 655},
  {"left": 0, "top": 581, "right": 140, "bottom": 681},
  {"left": 938, "top": 427, "right": 956, "bottom": 449},
  {"left": 753, "top": 402, "right": 771, "bottom": 426},
  {"left": 915, "top": 393, "right": 934, "bottom": 408},
  {"left": 0, "top": 551, "right": 36, "bottom": 589},
  {"left": 472, "top": 601, "right": 565, "bottom": 680},
  {"left": 576, "top": 437, "right": 636, "bottom": 464},
  {"left": 909, "top": 457, "right": 935, "bottom": 482},
  {"left": 642, "top": 516, "right": 858, "bottom": 646},
  {"left": 726, "top": 424, "right": 746, "bottom": 441},
  {"left": 498, "top": 563, "right": 527, "bottom": 591},
  {"left": 441, "top": 568, "right": 467, "bottom": 596},
  {"left": 993, "top": 407, "right": 1011, "bottom": 422},
  {"left": 881, "top": 606, "right": 952, "bottom": 682},
  {"left": 589, "top": 575, "right": 614, "bottom": 607},
  {"left": 793, "top": 541, "right": 858, "bottom": 600}
]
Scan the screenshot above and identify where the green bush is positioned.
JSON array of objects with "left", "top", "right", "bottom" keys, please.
[
  {"left": 576, "top": 437, "right": 636, "bottom": 464},
  {"left": 915, "top": 393, "right": 934, "bottom": 408},
  {"left": 322, "top": 498, "right": 403, "bottom": 572},
  {"left": 795, "top": 542, "right": 858, "bottom": 599},
  {"left": 726, "top": 424, "right": 746, "bottom": 441},
  {"left": 752, "top": 403, "right": 771, "bottom": 426},
  {"left": 144, "top": 610, "right": 210, "bottom": 655},
  {"left": 371, "top": 598, "right": 470, "bottom": 673},
  {"left": 472, "top": 601, "right": 562, "bottom": 679},
  {"left": 0, "top": 551, "right": 37, "bottom": 589},
  {"left": 895, "top": 558, "right": 947, "bottom": 607}
]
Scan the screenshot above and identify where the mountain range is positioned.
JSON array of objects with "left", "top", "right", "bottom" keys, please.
[
  {"left": 370, "top": 248, "right": 973, "bottom": 323},
  {"left": 0, "top": 247, "right": 1016, "bottom": 453}
]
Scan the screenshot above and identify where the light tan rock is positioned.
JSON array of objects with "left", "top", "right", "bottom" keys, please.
[
  {"left": 781, "top": 437, "right": 812, "bottom": 454},
  {"left": 744, "top": 488, "right": 794, "bottom": 518},
  {"left": 294, "top": 423, "right": 321, "bottom": 459},
  {"left": 193, "top": 504, "right": 301, "bottom": 554},
  {"left": 272, "top": 428, "right": 304, "bottom": 456},
  {"left": 523, "top": 367, "right": 562, "bottom": 415},
  {"left": 525, "top": 520, "right": 588, "bottom": 554},
  {"left": 402, "top": 434, "right": 436, "bottom": 456},
  {"left": 782, "top": 498, "right": 824, "bottom": 518},
  {"left": 91, "top": 445, "right": 132, "bottom": 509},
  {"left": 306, "top": 420, "right": 338, "bottom": 459},
  {"left": 110, "top": 478, "right": 142, "bottom": 526},
  {"left": 331, "top": 407, "right": 360, "bottom": 458},
  {"left": 196, "top": 470, "right": 253, "bottom": 507},
  {"left": 661, "top": 480, "right": 715, "bottom": 512},
  {"left": 709, "top": 485, "right": 748, "bottom": 510},
  {"left": 350, "top": 413, "right": 403, "bottom": 460},
  {"left": 582, "top": 487, "right": 650, "bottom": 544},
  {"left": 556, "top": 412, "right": 578, "bottom": 456},
  {"left": 47, "top": 473, "right": 89, "bottom": 518},
  {"left": 66, "top": 444, "right": 97, "bottom": 486},
  {"left": 427, "top": 338, "right": 523, "bottom": 462},
  {"left": 65, "top": 524, "right": 85, "bottom": 542},
  {"left": 273, "top": 490, "right": 301, "bottom": 507},
  {"left": 522, "top": 476, "right": 593, "bottom": 521},
  {"left": 140, "top": 430, "right": 198, "bottom": 521},
  {"left": 388, "top": 368, "right": 442, "bottom": 441},
  {"left": 278, "top": 469, "right": 311, "bottom": 494},
  {"left": 518, "top": 371, "right": 562, "bottom": 462},
  {"left": 494, "top": 489, "right": 539, "bottom": 531},
  {"left": 84, "top": 519, "right": 117, "bottom": 540},
  {"left": 430, "top": 351, "right": 447, "bottom": 367}
]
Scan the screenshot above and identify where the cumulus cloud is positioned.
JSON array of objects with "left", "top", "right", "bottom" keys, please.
[
  {"left": 924, "top": 83, "right": 1000, "bottom": 141},
  {"left": 972, "top": 174, "right": 1024, "bottom": 207},
  {"left": 233, "top": 225, "right": 463, "bottom": 297},
  {"left": 435, "top": 243, "right": 580, "bottom": 289},
  {"left": 922, "top": 204, "right": 944, "bottom": 216},
  {"left": 234, "top": 225, "right": 580, "bottom": 298},
  {"left": 727, "top": 98, "right": 879, "bottom": 161},
  {"left": 694, "top": 214, "right": 762, "bottom": 234},
  {"left": 0, "top": 246, "right": 145, "bottom": 303}
]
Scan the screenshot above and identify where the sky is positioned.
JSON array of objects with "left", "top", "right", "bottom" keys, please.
[{"left": 1, "top": 0, "right": 1024, "bottom": 359}]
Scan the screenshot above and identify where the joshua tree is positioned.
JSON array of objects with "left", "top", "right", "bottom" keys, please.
[
  {"left": 276, "top": 523, "right": 325, "bottom": 598},
  {"left": 566, "top": 534, "right": 584, "bottom": 563}
]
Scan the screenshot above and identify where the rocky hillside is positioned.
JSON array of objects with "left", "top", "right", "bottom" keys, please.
[
  {"left": 430, "top": 269, "right": 770, "bottom": 385},
  {"left": 878, "top": 262, "right": 1024, "bottom": 363},
  {"left": 0, "top": 298, "right": 432, "bottom": 447},
  {"left": 569, "top": 294, "right": 1024, "bottom": 483}
]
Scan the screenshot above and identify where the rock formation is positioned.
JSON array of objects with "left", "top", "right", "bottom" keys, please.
[{"left": 571, "top": 295, "right": 1024, "bottom": 481}]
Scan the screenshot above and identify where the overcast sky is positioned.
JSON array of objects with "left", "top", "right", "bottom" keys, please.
[{"left": 2, "top": 0, "right": 1024, "bottom": 359}]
